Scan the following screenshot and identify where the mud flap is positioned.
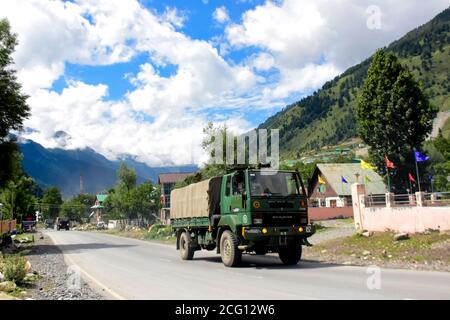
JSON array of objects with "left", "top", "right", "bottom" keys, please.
[{"left": 302, "top": 238, "right": 313, "bottom": 247}]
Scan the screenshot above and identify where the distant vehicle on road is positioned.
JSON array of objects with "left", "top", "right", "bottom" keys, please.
[
  {"left": 22, "top": 214, "right": 37, "bottom": 233},
  {"left": 97, "top": 221, "right": 107, "bottom": 230},
  {"left": 55, "top": 217, "right": 70, "bottom": 231},
  {"left": 170, "top": 167, "right": 315, "bottom": 267}
]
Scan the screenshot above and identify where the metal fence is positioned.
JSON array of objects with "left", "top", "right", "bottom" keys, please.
[
  {"left": 364, "top": 194, "right": 386, "bottom": 207},
  {"left": 364, "top": 192, "right": 450, "bottom": 208},
  {"left": 423, "top": 192, "right": 450, "bottom": 207}
]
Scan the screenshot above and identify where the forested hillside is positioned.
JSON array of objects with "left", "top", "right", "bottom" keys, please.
[{"left": 259, "top": 7, "right": 450, "bottom": 159}]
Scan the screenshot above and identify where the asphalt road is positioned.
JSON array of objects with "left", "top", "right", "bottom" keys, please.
[{"left": 44, "top": 230, "right": 450, "bottom": 300}]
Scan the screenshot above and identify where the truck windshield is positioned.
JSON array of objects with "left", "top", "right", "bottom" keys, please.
[{"left": 249, "top": 172, "right": 303, "bottom": 196}]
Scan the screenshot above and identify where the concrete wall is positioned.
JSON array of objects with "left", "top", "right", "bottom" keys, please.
[
  {"left": 358, "top": 206, "right": 450, "bottom": 233},
  {"left": 309, "top": 207, "right": 353, "bottom": 221},
  {"left": 352, "top": 183, "right": 450, "bottom": 233}
]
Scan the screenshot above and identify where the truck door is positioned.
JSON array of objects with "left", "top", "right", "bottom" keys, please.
[
  {"left": 230, "top": 171, "right": 246, "bottom": 214},
  {"left": 221, "top": 174, "right": 233, "bottom": 215}
]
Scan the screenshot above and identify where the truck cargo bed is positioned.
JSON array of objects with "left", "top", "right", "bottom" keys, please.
[
  {"left": 171, "top": 217, "right": 210, "bottom": 228},
  {"left": 170, "top": 177, "right": 222, "bottom": 219}
]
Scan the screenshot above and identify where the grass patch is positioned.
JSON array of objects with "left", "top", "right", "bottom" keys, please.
[
  {"left": 312, "top": 231, "right": 450, "bottom": 265},
  {"left": 14, "top": 234, "right": 35, "bottom": 242},
  {"left": 313, "top": 223, "right": 333, "bottom": 234},
  {"left": 338, "top": 217, "right": 354, "bottom": 224},
  {"left": 100, "top": 225, "right": 176, "bottom": 244},
  {"left": 0, "top": 255, "right": 27, "bottom": 284}
]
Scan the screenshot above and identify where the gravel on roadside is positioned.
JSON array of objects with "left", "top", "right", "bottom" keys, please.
[
  {"left": 308, "top": 219, "right": 356, "bottom": 245},
  {"left": 23, "top": 234, "right": 105, "bottom": 300}
]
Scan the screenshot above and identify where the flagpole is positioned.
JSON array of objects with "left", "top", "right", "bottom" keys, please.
[
  {"left": 385, "top": 164, "right": 391, "bottom": 193},
  {"left": 414, "top": 149, "right": 422, "bottom": 193},
  {"left": 409, "top": 178, "right": 413, "bottom": 194}
]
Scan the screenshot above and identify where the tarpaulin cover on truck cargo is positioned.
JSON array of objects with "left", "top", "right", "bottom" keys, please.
[{"left": 170, "top": 177, "right": 222, "bottom": 219}]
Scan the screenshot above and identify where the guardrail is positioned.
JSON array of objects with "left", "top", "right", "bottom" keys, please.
[
  {"left": 364, "top": 194, "right": 387, "bottom": 207},
  {"left": 365, "top": 192, "right": 450, "bottom": 208},
  {"left": 423, "top": 192, "right": 450, "bottom": 207}
]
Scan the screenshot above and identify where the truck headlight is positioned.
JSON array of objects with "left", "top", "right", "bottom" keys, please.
[{"left": 262, "top": 228, "right": 268, "bottom": 234}]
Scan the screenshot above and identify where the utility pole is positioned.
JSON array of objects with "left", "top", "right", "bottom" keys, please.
[{"left": 80, "top": 172, "right": 84, "bottom": 195}]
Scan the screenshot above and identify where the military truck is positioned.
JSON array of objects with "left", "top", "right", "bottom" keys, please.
[{"left": 170, "top": 169, "right": 315, "bottom": 267}]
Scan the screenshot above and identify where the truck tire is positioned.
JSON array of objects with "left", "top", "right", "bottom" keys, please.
[
  {"left": 179, "top": 232, "right": 194, "bottom": 260},
  {"left": 278, "top": 241, "right": 302, "bottom": 265},
  {"left": 220, "top": 230, "right": 242, "bottom": 267}
]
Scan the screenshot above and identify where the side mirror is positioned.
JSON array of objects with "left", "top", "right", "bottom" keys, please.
[{"left": 242, "top": 192, "right": 247, "bottom": 208}]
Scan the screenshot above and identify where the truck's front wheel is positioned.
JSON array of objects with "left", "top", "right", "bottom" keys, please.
[
  {"left": 179, "top": 232, "right": 194, "bottom": 260},
  {"left": 220, "top": 231, "right": 242, "bottom": 267},
  {"left": 278, "top": 241, "right": 302, "bottom": 265}
]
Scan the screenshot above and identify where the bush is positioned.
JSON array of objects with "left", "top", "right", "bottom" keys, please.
[
  {"left": 0, "top": 255, "right": 27, "bottom": 283},
  {"left": 145, "top": 224, "right": 173, "bottom": 240}
]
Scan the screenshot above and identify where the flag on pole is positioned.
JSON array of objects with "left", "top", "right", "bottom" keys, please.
[
  {"left": 341, "top": 176, "right": 348, "bottom": 183},
  {"left": 385, "top": 156, "right": 395, "bottom": 169},
  {"left": 408, "top": 173, "right": 416, "bottom": 183},
  {"left": 360, "top": 159, "right": 376, "bottom": 170},
  {"left": 318, "top": 175, "right": 326, "bottom": 185},
  {"left": 364, "top": 176, "right": 371, "bottom": 183},
  {"left": 414, "top": 151, "right": 430, "bottom": 162}
]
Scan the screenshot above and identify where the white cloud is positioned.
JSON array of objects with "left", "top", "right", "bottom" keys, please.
[
  {"left": 1, "top": 0, "right": 449, "bottom": 167},
  {"left": 269, "top": 63, "right": 340, "bottom": 99},
  {"left": 24, "top": 81, "right": 253, "bottom": 166},
  {"left": 228, "top": 0, "right": 450, "bottom": 69},
  {"left": 250, "top": 52, "right": 275, "bottom": 71},
  {"left": 213, "top": 6, "right": 230, "bottom": 24},
  {"left": 161, "top": 7, "right": 187, "bottom": 29},
  {"left": 226, "top": 0, "right": 449, "bottom": 99},
  {"left": 1, "top": 0, "right": 259, "bottom": 166}
]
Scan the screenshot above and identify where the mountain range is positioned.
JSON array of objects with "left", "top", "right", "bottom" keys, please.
[
  {"left": 259, "top": 7, "right": 450, "bottom": 159},
  {"left": 19, "top": 139, "right": 197, "bottom": 198}
]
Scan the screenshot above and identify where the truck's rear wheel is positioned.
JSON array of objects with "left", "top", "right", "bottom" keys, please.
[
  {"left": 179, "top": 232, "right": 194, "bottom": 260},
  {"left": 220, "top": 230, "right": 241, "bottom": 267},
  {"left": 278, "top": 241, "right": 302, "bottom": 265}
]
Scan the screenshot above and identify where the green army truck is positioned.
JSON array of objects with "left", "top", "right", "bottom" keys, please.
[{"left": 170, "top": 169, "right": 315, "bottom": 267}]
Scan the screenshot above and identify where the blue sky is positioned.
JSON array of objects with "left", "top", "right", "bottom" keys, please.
[{"left": 2, "top": 0, "right": 449, "bottom": 166}]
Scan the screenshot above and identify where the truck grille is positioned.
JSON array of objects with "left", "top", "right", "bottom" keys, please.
[
  {"left": 261, "top": 212, "right": 302, "bottom": 226},
  {"left": 268, "top": 201, "right": 294, "bottom": 209}
]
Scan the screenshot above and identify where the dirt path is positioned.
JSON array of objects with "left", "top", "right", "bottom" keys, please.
[{"left": 308, "top": 219, "right": 356, "bottom": 245}]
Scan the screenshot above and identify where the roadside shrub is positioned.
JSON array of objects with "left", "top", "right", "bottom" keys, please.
[
  {"left": 0, "top": 255, "right": 26, "bottom": 283},
  {"left": 146, "top": 224, "right": 173, "bottom": 240}
]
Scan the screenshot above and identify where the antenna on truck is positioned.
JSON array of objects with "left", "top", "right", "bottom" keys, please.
[{"left": 225, "top": 163, "right": 272, "bottom": 173}]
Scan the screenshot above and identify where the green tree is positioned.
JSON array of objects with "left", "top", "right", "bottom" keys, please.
[
  {"left": 357, "top": 49, "right": 436, "bottom": 191},
  {"left": 0, "top": 175, "right": 38, "bottom": 221},
  {"left": 117, "top": 162, "right": 137, "bottom": 192},
  {"left": 41, "top": 187, "right": 63, "bottom": 219},
  {"left": 424, "top": 133, "right": 450, "bottom": 192},
  {"left": 60, "top": 194, "right": 96, "bottom": 222},
  {"left": 0, "top": 19, "right": 29, "bottom": 186},
  {"left": 104, "top": 164, "right": 160, "bottom": 222}
]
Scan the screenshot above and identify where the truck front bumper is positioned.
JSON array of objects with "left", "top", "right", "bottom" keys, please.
[{"left": 242, "top": 224, "right": 315, "bottom": 242}]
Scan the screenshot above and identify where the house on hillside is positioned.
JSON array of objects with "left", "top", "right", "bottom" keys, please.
[
  {"left": 158, "top": 172, "right": 195, "bottom": 224},
  {"left": 90, "top": 194, "right": 108, "bottom": 224},
  {"left": 308, "top": 163, "right": 387, "bottom": 208}
]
